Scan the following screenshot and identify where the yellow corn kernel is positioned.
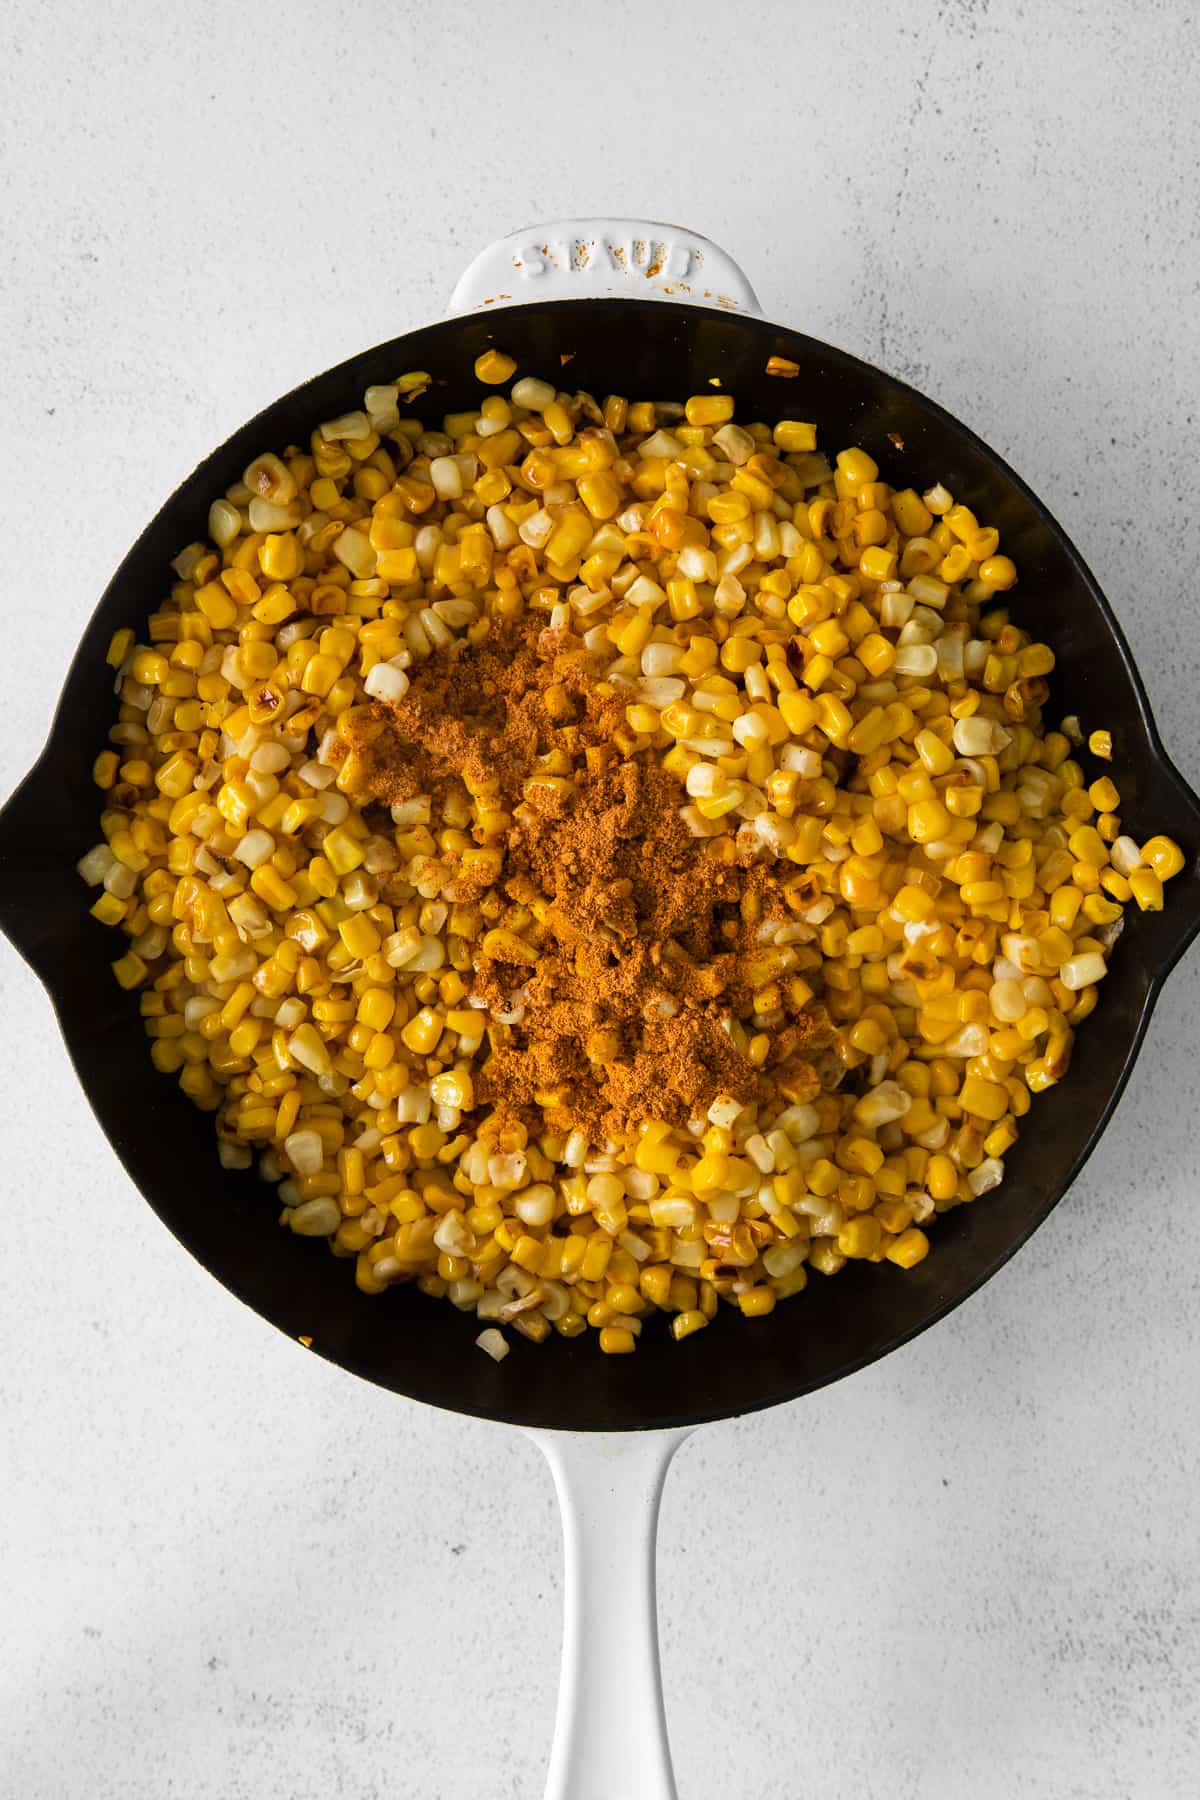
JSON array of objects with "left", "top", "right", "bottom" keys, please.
[
  {"left": 983, "top": 1118, "right": 1018, "bottom": 1159},
  {"left": 840, "top": 1136, "right": 884, "bottom": 1176},
  {"left": 1068, "top": 825, "right": 1108, "bottom": 868},
  {"left": 959, "top": 1075, "right": 1009, "bottom": 1121},
  {"left": 926, "top": 1154, "right": 958, "bottom": 1202},
  {"left": 323, "top": 827, "right": 365, "bottom": 874},
  {"left": 579, "top": 1236, "right": 613, "bottom": 1283},
  {"left": 684, "top": 393, "right": 734, "bottom": 426},
  {"left": 836, "top": 447, "right": 878, "bottom": 487},
  {"left": 470, "top": 349, "right": 516, "bottom": 386},
  {"left": 891, "top": 884, "right": 934, "bottom": 925},
  {"left": 112, "top": 951, "right": 147, "bottom": 989},
  {"left": 155, "top": 750, "right": 199, "bottom": 799},
  {"left": 852, "top": 632, "right": 893, "bottom": 678},
  {"left": 259, "top": 533, "right": 303, "bottom": 582},
  {"left": 1050, "top": 885, "right": 1083, "bottom": 929},
  {"left": 874, "top": 1198, "right": 914, "bottom": 1235},
  {"left": 634, "top": 1123, "right": 680, "bottom": 1175},
  {"left": 976, "top": 554, "right": 1015, "bottom": 591},
  {"left": 816, "top": 695, "right": 853, "bottom": 745},
  {"left": 400, "top": 1008, "right": 443, "bottom": 1055},
  {"left": 1129, "top": 867, "right": 1164, "bottom": 912},
  {"left": 250, "top": 865, "right": 298, "bottom": 911},
  {"left": 377, "top": 547, "right": 420, "bottom": 583},
  {"left": 937, "top": 544, "right": 971, "bottom": 583},
  {"left": 1081, "top": 894, "right": 1121, "bottom": 926},
  {"left": 837, "top": 1216, "right": 882, "bottom": 1258},
  {"left": 777, "top": 689, "right": 817, "bottom": 735},
  {"left": 91, "top": 891, "right": 127, "bottom": 926},
  {"left": 637, "top": 1265, "right": 671, "bottom": 1308},
  {"left": 914, "top": 729, "right": 955, "bottom": 777},
  {"left": 1141, "top": 836, "right": 1184, "bottom": 881},
  {"left": 943, "top": 504, "right": 978, "bottom": 543},
  {"left": 859, "top": 545, "right": 897, "bottom": 583},
  {"left": 909, "top": 799, "right": 952, "bottom": 844},
  {"left": 891, "top": 488, "right": 933, "bottom": 535},
  {"left": 771, "top": 419, "right": 817, "bottom": 453},
  {"left": 363, "top": 1031, "right": 396, "bottom": 1071},
  {"left": 604, "top": 1282, "right": 641, "bottom": 1318},
  {"left": 886, "top": 1228, "right": 930, "bottom": 1268},
  {"left": 357, "top": 987, "right": 396, "bottom": 1030},
  {"left": 93, "top": 749, "right": 120, "bottom": 790},
  {"left": 408, "top": 1120, "right": 444, "bottom": 1158},
  {"left": 737, "top": 1287, "right": 777, "bottom": 1318},
  {"left": 339, "top": 914, "right": 382, "bottom": 959},
  {"left": 107, "top": 626, "right": 135, "bottom": 668},
  {"left": 228, "top": 1018, "right": 263, "bottom": 1058}
]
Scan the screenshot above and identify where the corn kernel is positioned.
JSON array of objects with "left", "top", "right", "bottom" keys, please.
[
  {"left": 1141, "top": 836, "right": 1184, "bottom": 881},
  {"left": 886, "top": 1229, "right": 930, "bottom": 1269},
  {"left": 475, "top": 349, "right": 517, "bottom": 385}
]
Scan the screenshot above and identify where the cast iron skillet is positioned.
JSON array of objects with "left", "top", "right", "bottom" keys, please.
[{"left": 2, "top": 220, "right": 1199, "bottom": 1798}]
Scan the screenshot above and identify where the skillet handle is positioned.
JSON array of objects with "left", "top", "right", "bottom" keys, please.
[
  {"left": 448, "top": 218, "right": 761, "bottom": 316},
  {"left": 528, "top": 1425, "right": 693, "bottom": 1800},
  {"left": 0, "top": 755, "right": 73, "bottom": 976}
]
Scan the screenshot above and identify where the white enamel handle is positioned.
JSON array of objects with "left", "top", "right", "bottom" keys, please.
[
  {"left": 529, "top": 1426, "right": 693, "bottom": 1800},
  {"left": 449, "top": 218, "right": 761, "bottom": 315}
]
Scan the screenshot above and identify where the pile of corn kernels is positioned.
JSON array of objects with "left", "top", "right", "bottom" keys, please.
[{"left": 77, "top": 350, "right": 1184, "bottom": 1356}]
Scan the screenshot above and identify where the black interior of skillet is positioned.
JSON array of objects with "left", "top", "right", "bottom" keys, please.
[{"left": 2, "top": 298, "right": 1199, "bottom": 1430}]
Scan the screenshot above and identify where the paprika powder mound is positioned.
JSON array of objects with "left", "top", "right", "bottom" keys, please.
[{"left": 339, "top": 611, "right": 829, "bottom": 1140}]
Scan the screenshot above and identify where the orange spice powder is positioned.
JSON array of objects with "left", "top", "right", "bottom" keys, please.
[{"left": 336, "top": 614, "right": 830, "bottom": 1139}]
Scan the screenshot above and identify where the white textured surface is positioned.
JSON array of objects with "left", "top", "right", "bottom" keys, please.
[{"left": 3, "top": 3, "right": 1200, "bottom": 1795}]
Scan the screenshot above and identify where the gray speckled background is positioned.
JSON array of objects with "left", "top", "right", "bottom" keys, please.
[{"left": 2, "top": 2, "right": 1199, "bottom": 1795}]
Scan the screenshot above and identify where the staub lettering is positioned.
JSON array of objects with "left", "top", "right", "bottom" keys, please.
[{"left": 514, "top": 235, "right": 696, "bottom": 282}]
